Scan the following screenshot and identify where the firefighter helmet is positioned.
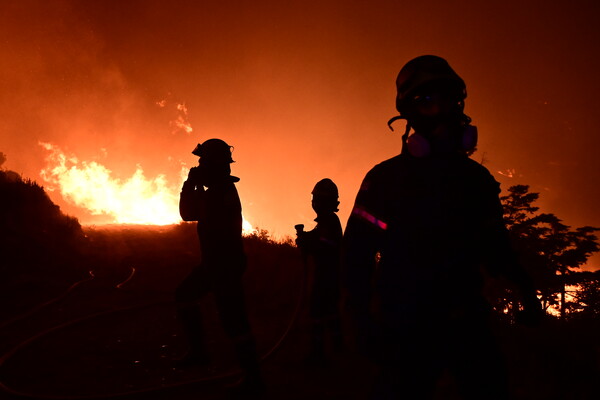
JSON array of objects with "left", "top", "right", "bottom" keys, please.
[
  {"left": 192, "top": 138, "right": 234, "bottom": 163},
  {"left": 394, "top": 55, "right": 466, "bottom": 114},
  {"left": 312, "top": 178, "right": 339, "bottom": 199}
]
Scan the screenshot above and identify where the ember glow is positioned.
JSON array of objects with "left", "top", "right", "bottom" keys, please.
[
  {"left": 39, "top": 142, "right": 255, "bottom": 234},
  {"left": 497, "top": 169, "right": 516, "bottom": 178}
]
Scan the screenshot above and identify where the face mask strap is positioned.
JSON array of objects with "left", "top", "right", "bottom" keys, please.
[
  {"left": 387, "top": 115, "right": 414, "bottom": 156},
  {"left": 387, "top": 115, "right": 405, "bottom": 132}
]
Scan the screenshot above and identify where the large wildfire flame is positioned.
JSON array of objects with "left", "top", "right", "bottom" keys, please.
[{"left": 39, "top": 142, "right": 254, "bottom": 233}]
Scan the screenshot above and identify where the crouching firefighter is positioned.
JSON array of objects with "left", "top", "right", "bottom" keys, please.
[{"left": 176, "top": 138, "right": 264, "bottom": 396}]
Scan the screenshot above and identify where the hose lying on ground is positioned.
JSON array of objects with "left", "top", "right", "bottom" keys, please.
[{"left": 0, "top": 260, "right": 307, "bottom": 399}]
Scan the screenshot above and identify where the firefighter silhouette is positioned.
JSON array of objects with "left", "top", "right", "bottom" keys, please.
[
  {"left": 296, "top": 178, "right": 343, "bottom": 364},
  {"left": 344, "top": 56, "right": 542, "bottom": 399},
  {"left": 176, "top": 138, "right": 264, "bottom": 396}
]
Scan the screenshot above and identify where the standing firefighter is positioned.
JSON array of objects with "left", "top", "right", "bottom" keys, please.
[
  {"left": 344, "top": 56, "right": 542, "bottom": 399},
  {"left": 296, "top": 178, "right": 343, "bottom": 364},
  {"left": 177, "top": 138, "right": 264, "bottom": 396}
]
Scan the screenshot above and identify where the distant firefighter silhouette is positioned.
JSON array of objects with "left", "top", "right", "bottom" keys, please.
[
  {"left": 295, "top": 179, "right": 343, "bottom": 365},
  {"left": 177, "top": 138, "right": 264, "bottom": 396},
  {"left": 343, "top": 56, "right": 542, "bottom": 400}
]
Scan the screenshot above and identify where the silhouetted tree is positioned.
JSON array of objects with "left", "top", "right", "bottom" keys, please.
[
  {"left": 566, "top": 270, "right": 600, "bottom": 318},
  {"left": 500, "top": 185, "right": 599, "bottom": 319}
]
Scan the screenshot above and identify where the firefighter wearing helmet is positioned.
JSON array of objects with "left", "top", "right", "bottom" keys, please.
[
  {"left": 176, "top": 138, "right": 264, "bottom": 395},
  {"left": 343, "top": 56, "right": 542, "bottom": 399},
  {"left": 295, "top": 178, "right": 343, "bottom": 364}
]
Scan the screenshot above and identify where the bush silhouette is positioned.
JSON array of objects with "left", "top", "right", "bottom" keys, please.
[
  {"left": 0, "top": 170, "right": 83, "bottom": 264},
  {"left": 0, "top": 169, "right": 86, "bottom": 318}
]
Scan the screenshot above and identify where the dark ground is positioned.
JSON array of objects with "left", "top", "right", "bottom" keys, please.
[
  {"left": 1, "top": 225, "right": 598, "bottom": 400},
  {"left": 0, "top": 225, "right": 379, "bottom": 400}
]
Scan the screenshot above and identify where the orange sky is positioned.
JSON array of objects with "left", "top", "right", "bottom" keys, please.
[{"left": 1, "top": 1, "right": 600, "bottom": 264}]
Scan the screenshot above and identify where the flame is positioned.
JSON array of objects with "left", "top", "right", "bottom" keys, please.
[
  {"left": 242, "top": 220, "right": 256, "bottom": 235},
  {"left": 39, "top": 142, "right": 254, "bottom": 233}
]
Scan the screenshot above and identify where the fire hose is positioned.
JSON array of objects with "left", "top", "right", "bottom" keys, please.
[
  {"left": 0, "top": 270, "right": 95, "bottom": 331},
  {"left": 0, "top": 255, "right": 308, "bottom": 399}
]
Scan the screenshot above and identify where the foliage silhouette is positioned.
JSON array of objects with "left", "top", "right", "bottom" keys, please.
[
  {"left": 498, "top": 185, "right": 599, "bottom": 319},
  {"left": 563, "top": 270, "right": 600, "bottom": 319},
  {"left": 0, "top": 168, "right": 87, "bottom": 319},
  {"left": 0, "top": 169, "right": 84, "bottom": 261}
]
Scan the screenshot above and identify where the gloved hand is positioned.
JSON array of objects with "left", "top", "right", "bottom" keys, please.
[
  {"left": 187, "top": 166, "right": 204, "bottom": 184},
  {"left": 181, "top": 166, "right": 206, "bottom": 193},
  {"left": 295, "top": 231, "right": 306, "bottom": 249}
]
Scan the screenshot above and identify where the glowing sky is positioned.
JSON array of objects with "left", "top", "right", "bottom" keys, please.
[{"left": 1, "top": 1, "right": 599, "bottom": 254}]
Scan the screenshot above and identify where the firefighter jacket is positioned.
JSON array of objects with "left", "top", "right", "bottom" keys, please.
[
  {"left": 179, "top": 176, "right": 245, "bottom": 268},
  {"left": 344, "top": 152, "right": 535, "bottom": 327}
]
